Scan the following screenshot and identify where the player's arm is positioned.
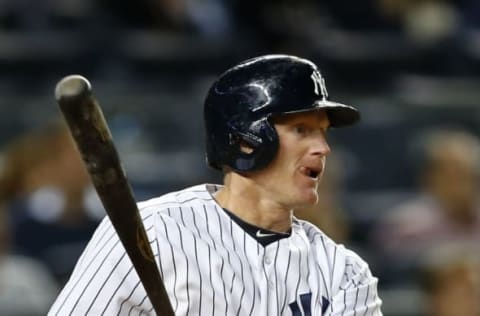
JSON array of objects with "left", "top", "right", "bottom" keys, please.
[{"left": 327, "top": 253, "right": 383, "bottom": 316}]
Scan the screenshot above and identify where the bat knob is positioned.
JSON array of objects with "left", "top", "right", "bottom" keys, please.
[{"left": 55, "top": 75, "right": 92, "bottom": 101}]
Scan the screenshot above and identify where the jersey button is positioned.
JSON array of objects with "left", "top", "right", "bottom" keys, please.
[{"left": 265, "top": 257, "right": 272, "bottom": 265}]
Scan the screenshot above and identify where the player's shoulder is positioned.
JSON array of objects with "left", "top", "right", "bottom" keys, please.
[
  {"left": 296, "top": 218, "right": 370, "bottom": 270},
  {"left": 137, "top": 183, "right": 220, "bottom": 215},
  {"left": 297, "top": 218, "right": 378, "bottom": 293}
]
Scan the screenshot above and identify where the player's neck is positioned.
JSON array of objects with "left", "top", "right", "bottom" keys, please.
[{"left": 215, "top": 174, "right": 293, "bottom": 233}]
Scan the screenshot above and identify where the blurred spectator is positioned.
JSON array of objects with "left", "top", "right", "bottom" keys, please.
[
  {"left": 98, "top": 0, "right": 233, "bottom": 37},
  {"left": 323, "top": 0, "right": 461, "bottom": 44},
  {"left": 390, "top": 0, "right": 461, "bottom": 46},
  {"left": 294, "top": 152, "right": 351, "bottom": 243},
  {"left": 372, "top": 128, "right": 480, "bottom": 279},
  {"left": 0, "top": 122, "right": 104, "bottom": 285},
  {"left": 0, "top": 205, "right": 58, "bottom": 316},
  {"left": 418, "top": 247, "right": 480, "bottom": 316}
]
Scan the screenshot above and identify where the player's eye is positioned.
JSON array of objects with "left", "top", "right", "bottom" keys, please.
[{"left": 294, "top": 125, "right": 307, "bottom": 135}]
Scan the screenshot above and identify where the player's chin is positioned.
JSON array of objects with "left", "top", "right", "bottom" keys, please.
[{"left": 295, "top": 189, "right": 319, "bottom": 207}]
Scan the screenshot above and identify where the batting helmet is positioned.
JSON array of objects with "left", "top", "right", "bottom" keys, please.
[{"left": 204, "top": 54, "right": 360, "bottom": 172}]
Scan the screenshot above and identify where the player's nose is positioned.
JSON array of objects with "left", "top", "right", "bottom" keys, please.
[{"left": 310, "top": 133, "right": 331, "bottom": 156}]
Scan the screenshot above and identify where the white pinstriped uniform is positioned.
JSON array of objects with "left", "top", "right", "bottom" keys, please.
[{"left": 49, "top": 184, "right": 382, "bottom": 315}]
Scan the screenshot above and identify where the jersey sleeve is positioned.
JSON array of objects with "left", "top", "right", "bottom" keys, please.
[
  {"left": 48, "top": 212, "right": 156, "bottom": 316},
  {"left": 326, "top": 250, "right": 383, "bottom": 316}
]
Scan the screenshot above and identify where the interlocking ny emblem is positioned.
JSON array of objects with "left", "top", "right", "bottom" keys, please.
[{"left": 310, "top": 71, "right": 328, "bottom": 100}]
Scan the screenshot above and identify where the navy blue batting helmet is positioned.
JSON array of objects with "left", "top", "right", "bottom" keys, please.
[{"left": 204, "top": 54, "right": 360, "bottom": 172}]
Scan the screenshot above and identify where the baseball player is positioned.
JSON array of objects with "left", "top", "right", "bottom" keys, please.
[{"left": 49, "top": 54, "right": 382, "bottom": 315}]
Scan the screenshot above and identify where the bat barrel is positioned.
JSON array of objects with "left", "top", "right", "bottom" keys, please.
[{"left": 55, "top": 75, "right": 174, "bottom": 316}]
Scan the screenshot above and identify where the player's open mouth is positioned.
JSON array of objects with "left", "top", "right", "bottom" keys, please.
[
  {"left": 300, "top": 167, "right": 321, "bottom": 179},
  {"left": 309, "top": 170, "right": 320, "bottom": 179}
]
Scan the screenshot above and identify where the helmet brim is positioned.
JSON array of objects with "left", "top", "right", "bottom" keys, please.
[
  {"left": 314, "top": 100, "right": 360, "bottom": 127},
  {"left": 281, "top": 100, "right": 360, "bottom": 128}
]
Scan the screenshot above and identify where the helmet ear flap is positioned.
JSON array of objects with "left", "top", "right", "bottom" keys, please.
[{"left": 226, "top": 117, "right": 279, "bottom": 172}]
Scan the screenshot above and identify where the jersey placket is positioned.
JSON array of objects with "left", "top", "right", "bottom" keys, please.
[{"left": 254, "top": 242, "right": 271, "bottom": 315}]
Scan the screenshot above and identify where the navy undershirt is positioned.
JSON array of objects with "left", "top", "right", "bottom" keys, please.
[{"left": 223, "top": 208, "right": 291, "bottom": 246}]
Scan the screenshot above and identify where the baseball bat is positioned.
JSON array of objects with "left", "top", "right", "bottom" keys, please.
[{"left": 54, "top": 75, "right": 175, "bottom": 316}]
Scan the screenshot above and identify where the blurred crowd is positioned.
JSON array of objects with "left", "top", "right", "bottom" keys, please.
[
  {"left": 0, "top": 0, "right": 480, "bottom": 315},
  {"left": 0, "top": 0, "right": 479, "bottom": 46},
  {"left": 0, "top": 0, "right": 479, "bottom": 37},
  {"left": 0, "top": 123, "right": 104, "bottom": 315}
]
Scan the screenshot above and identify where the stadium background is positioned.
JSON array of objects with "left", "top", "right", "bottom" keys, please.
[{"left": 0, "top": 0, "right": 479, "bottom": 315}]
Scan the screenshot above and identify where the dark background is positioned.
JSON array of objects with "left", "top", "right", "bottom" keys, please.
[{"left": 0, "top": 0, "right": 479, "bottom": 315}]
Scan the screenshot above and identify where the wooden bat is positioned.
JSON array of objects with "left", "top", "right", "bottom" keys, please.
[{"left": 55, "top": 75, "right": 174, "bottom": 316}]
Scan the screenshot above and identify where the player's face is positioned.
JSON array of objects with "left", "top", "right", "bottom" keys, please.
[{"left": 249, "top": 110, "right": 331, "bottom": 209}]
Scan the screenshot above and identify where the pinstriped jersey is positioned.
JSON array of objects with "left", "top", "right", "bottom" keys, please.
[{"left": 48, "top": 184, "right": 382, "bottom": 315}]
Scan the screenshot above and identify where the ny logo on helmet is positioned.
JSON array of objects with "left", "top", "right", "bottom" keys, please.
[{"left": 311, "top": 70, "right": 328, "bottom": 100}]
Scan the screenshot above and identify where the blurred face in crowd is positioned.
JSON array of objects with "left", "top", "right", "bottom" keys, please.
[
  {"left": 2, "top": 126, "right": 92, "bottom": 223},
  {"left": 423, "top": 134, "right": 480, "bottom": 220},
  {"left": 426, "top": 262, "right": 480, "bottom": 316},
  {"left": 22, "top": 131, "right": 89, "bottom": 195},
  {"left": 246, "top": 110, "right": 331, "bottom": 209}
]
